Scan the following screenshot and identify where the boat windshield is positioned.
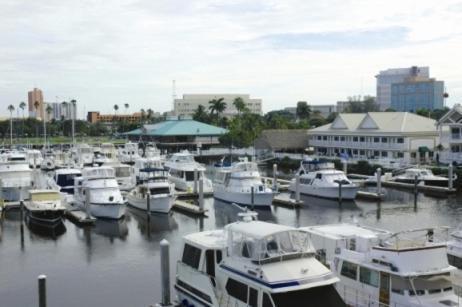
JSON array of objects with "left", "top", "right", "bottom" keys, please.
[
  {"left": 323, "top": 173, "right": 349, "bottom": 183},
  {"left": 150, "top": 187, "right": 170, "bottom": 195},
  {"left": 391, "top": 274, "right": 453, "bottom": 296},
  {"left": 234, "top": 162, "right": 258, "bottom": 172},
  {"left": 31, "top": 192, "right": 60, "bottom": 202},
  {"left": 174, "top": 155, "right": 194, "bottom": 163},
  {"left": 83, "top": 168, "right": 115, "bottom": 178},
  {"left": 230, "top": 230, "right": 313, "bottom": 263},
  {"left": 268, "top": 285, "right": 344, "bottom": 307}
]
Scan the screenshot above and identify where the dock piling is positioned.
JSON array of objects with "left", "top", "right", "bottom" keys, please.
[
  {"left": 449, "top": 164, "right": 454, "bottom": 189},
  {"left": 198, "top": 178, "right": 204, "bottom": 212},
  {"left": 376, "top": 168, "right": 382, "bottom": 195},
  {"left": 251, "top": 186, "right": 255, "bottom": 209},
  {"left": 295, "top": 174, "right": 300, "bottom": 202},
  {"left": 414, "top": 175, "right": 418, "bottom": 195},
  {"left": 146, "top": 191, "right": 151, "bottom": 214},
  {"left": 84, "top": 187, "right": 91, "bottom": 218},
  {"left": 272, "top": 164, "right": 278, "bottom": 192},
  {"left": 160, "top": 239, "right": 171, "bottom": 306},
  {"left": 338, "top": 181, "right": 343, "bottom": 205},
  {"left": 38, "top": 274, "right": 47, "bottom": 307},
  {"left": 193, "top": 168, "right": 198, "bottom": 194},
  {"left": 343, "top": 160, "right": 347, "bottom": 174}
]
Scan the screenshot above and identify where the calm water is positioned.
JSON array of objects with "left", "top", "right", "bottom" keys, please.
[{"left": 1, "top": 187, "right": 462, "bottom": 306}]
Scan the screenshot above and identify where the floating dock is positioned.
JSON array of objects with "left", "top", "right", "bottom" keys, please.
[
  {"left": 272, "top": 194, "right": 303, "bottom": 208},
  {"left": 356, "top": 191, "right": 384, "bottom": 201},
  {"left": 172, "top": 200, "right": 207, "bottom": 216},
  {"left": 64, "top": 209, "right": 96, "bottom": 225},
  {"left": 174, "top": 191, "right": 213, "bottom": 199}
]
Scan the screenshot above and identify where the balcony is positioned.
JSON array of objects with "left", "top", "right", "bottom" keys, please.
[{"left": 309, "top": 139, "right": 405, "bottom": 150}]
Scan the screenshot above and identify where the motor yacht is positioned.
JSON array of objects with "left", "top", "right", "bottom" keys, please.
[
  {"left": 213, "top": 159, "right": 273, "bottom": 207},
  {"left": 53, "top": 168, "right": 82, "bottom": 195},
  {"left": 446, "top": 229, "right": 462, "bottom": 294},
  {"left": 302, "top": 223, "right": 459, "bottom": 307},
  {"left": 102, "top": 162, "right": 136, "bottom": 191},
  {"left": 71, "top": 144, "right": 94, "bottom": 166},
  {"left": 117, "top": 142, "right": 141, "bottom": 164},
  {"left": 175, "top": 211, "right": 345, "bottom": 307},
  {"left": 164, "top": 150, "right": 213, "bottom": 193},
  {"left": 289, "top": 159, "right": 358, "bottom": 200},
  {"left": 134, "top": 157, "right": 163, "bottom": 183},
  {"left": 94, "top": 143, "right": 118, "bottom": 165},
  {"left": 126, "top": 166, "right": 175, "bottom": 214},
  {"left": 26, "top": 149, "right": 43, "bottom": 168},
  {"left": 24, "top": 190, "right": 65, "bottom": 225},
  {"left": 392, "top": 168, "right": 453, "bottom": 187},
  {"left": 73, "top": 166, "right": 125, "bottom": 219},
  {"left": 0, "top": 152, "right": 34, "bottom": 201}
]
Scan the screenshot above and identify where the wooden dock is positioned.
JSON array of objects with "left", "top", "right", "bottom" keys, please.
[
  {"left": 356, "top": 191, "right": 384, "bottom": 201},
  {"left": 272, "top": 194, "right": 303, "bottom": 208},
  {"left": 64, "top": 209, "right": 96, "bottom": 225},
  {"left": 381, "top": 181, "right": 456, "bottom": 194},
  {"left": 172, "top": 200, "right": 207, "bottom": 216},
  {"left": 174, "top": 191, "right": 213, "bottom": 199}
]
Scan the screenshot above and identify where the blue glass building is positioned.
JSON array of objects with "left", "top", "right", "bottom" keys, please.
[{"left": 390, "top": 79, "right": 444, "bottom": 112}]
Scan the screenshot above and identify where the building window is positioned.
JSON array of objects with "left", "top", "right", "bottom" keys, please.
[
  {"left": 374, "top": 137, "right": 380, "bottom": 143},
  {"left": 397, "top": 138, "right": 404, "bottom": 144},
  {"left": 353, "top": 150, "right": 358, "bottom": 155},
  {"left": 360, "top": 137, "right": 365, "bottom": 142},
  {"left": 353, "top": 137, "right": 358, "bottom": 142},
  {"left": 382, "top": 151, "right": 388, "bottom": 157},
  {"left": 226, "top": 278, "right": 248, "bottom": 303},
  {"left": 323, "top": 136, "right": 327, "bottom": 141},
  {"left": 381, "top": 137, "right": 388, "bottom": 143},
  {"left": 452, "top": 127, "right": 460, "bottom": 139},
  {"left": 317, "top": 136, "right": 321, "bottom": 141},
  {"left": 360, "top": 150, "right": 365, "bottom": 156},
  {"left": 397, "top": 152, "right": 404, "bottom": 158},
  {"left": 334, "top": 136, "right": 339, "bottom": 141},
  {"left": 340, "top": 136, "right": 345, "bottom": 142},
  {"left": 341, "top": 261, "right": 358, "bottom": 280},
  {"left": 374, "top": 151, "right": 380, "bottom": 157}
]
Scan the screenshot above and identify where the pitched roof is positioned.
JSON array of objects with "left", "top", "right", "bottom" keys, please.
[
  {"left": 309, "top": 112, "right": 437, "bottom": 134},
  {"left": 254, "top": 129, "right": 308, "bottom": 150},
  {"left": 125, "top": 119, "right": 228, "bottom": 136},
  {"left": 438, "top": 104, "right": 462, "bottom": 125}
]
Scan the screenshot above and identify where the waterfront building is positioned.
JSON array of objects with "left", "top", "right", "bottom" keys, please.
[
  {"left": 28, "top": 88, "right": 44, "bottom": 120},
  {"left": 44, "top": 102, "right": 74, "bottom": 121},
  {"left": 173, "top": 94, "right": 262, "bottom": 118},
  {"left": 124, "top": 116, "right": 228, "bottom": 151},
  {"left": 390, "top": 78, "right": 445, "bottom": 112},
  {"left": 87, "top": 111, "right": 146, "bottom": 124},
  {"left": 308, "top": 112, "right": 439, "bottom": 164},
  {"left": 437, "top": 105, "right": 462, "bottom": 164},
  {"left": 376, "top": 66, "right": 429, "bottom": 110}
]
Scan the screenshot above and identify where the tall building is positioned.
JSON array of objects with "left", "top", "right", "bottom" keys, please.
[
  {"left": 28, "top": 88, "right": 44, "bottom": 119},
  {"left": 376, "top": 66, "right": 429, "bottom": 110},
  {"left": 173, "top": 94, "right": 262, "bottom": 118},
  {"left": 390, "top": 78, "right": 444, "bottom": 112}
]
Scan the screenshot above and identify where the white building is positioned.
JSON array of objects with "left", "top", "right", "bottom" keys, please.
[
  {"left": 44, "top": 102, "right": 74, "bottom": 121},
  {"left": 437, "top": 105, "right": 462, "bottom": 164},
  {"left": 174, "top": 94, "right": 262, "bottom": 117},
  {"left": 376, "top": 66, "right": 429, "bottom": 110},
  {"left": 308, "top": 112, "right": 439, "bottom": 165}
]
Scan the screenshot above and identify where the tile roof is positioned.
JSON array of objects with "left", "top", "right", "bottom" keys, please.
[{"left": 125, "top": 119, "right": 228, "bottom": 136}]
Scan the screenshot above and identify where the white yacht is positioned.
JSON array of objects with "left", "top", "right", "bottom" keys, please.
[
  {"left": 392, "top": 168, "right": 453, "bottom": 187},
  {"left": 73, "top": 166, "right": 125, "bottom": 219},
  {"left": 71, "top": 144, "right": 94, "bottom": 166},
  {"left": 41, "top": 150, "right": 56, "bottom": 170},
  {"left": 94, "top": 143, "right": 118, "bottom": 165},
  {"left": 289, "top": 159, "right": 358, "bottom": 200},
  {"left": 213, "top": 160, "right": 273, "bottom": 207},
  {"left": 164, "top": 150, "right": 213, "bottom": 193},
  {"left": 26, "top": 149, "right": 43, "bottom": 168},
  {"left": 0, "top": 152, "right": 34, "bottom": 201},
  {"left": 446, "top": 229, "right": 462, "bottom": 293},
  {"left": 141, "top": 143, "right": 162, "bottom": 159},
  {"left": 102, "top": 162, "right": 136, "bottom": 191},
  {"left": 118, "top": 142, "right": 141, "bottom": 164},
  {"left": 53, "top": 168, "right": 82, "bottom": 195},
  {"left": 175, "top": 212, "right": 344, "bottom": 307},
  {"left": 134, "top": 157, "right": 163, "bottom": 183},
  {"left": 126, "top": 167, "right": 175, "bottom": 214},
  {"left": 24, "top": 190, "right": 65, "bottom": 225},
  {"left": 302, "top": 223, "right": 459, "bottom": 307}
]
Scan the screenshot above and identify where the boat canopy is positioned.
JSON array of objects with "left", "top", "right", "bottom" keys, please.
[
  {"left": 82, "top": 167, "right": 115, "bottom": 179},
  {"left": 232, "top": 162, "right": 258, "bottom": 172},
  {"left": 30, "top": 190, "right": 61, "bottom": 201}
]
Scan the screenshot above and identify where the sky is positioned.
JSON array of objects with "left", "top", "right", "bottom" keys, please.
[{"left": 1, "top": 0, "right": 462, "bottom": 118}]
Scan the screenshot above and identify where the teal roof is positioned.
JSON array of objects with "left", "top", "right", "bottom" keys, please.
[{"left": 125, "top": 119, "right": 228, "bottom": 136}]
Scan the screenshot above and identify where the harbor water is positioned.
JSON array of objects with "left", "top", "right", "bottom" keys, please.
[{"left": 1, "top": 187, "right": 462, "bottom": 306}]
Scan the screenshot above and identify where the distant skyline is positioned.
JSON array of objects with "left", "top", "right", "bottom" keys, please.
[{"left": 1, "top": 0, "right": 461, "bottom": 118}]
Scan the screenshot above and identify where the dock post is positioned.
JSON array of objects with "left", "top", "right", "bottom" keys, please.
[
  {"left": 38, "top": 274, "right": 47, "bottom": 307},
  {"left": 84, "top": 187, "right": 91, "bottom": 218},
  {"left": 338, "top": 181, "right": 343, "bottom": 206},
  {"left": 199, "top": 178, "right": 204, "bottom": 212},
  {"left": 146, "top": 191, "right": 151, "bottom": 214},
  {"left": 160, "top": 239, "right": 171, "bottom": 306},
  {"left": 295, "top": 174, "right": 300, "bottom": 202},
  {"left": 414, "top": 175, "right": 418, "bottom": 195},
  {"left": 376, "top": 168, "right": 382, "bottom": 195},
  {"left": 251, "top": 186, "right": 255, "bottom": 209},
  {"left": 272, "top": 164, "right": 278, "bottom": 191},
  {"left": 449, "top": 164, "right": 454, "bottom": 189},
  {"left": 193, "top": 168, "right": 198, "bottom": 194},
  {"left": 343, "top": 160, "right": 347, "bottom": 175}
]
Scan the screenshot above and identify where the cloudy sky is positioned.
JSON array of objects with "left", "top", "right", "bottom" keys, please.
[{"left": 1, "top": 0, "right": 462, "bottom": 118}]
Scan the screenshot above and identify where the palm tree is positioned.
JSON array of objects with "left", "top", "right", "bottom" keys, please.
[
  {"left": 193, "top": 105, "right": 209, "bottom": 123},
  {"left": 147, "top": 109, "right": 154, "bottom": 123},
  {"left": 7, "top": 104, "right": 15, "bottom": 145},
  {"left": 233, "top": 97, "right": 248, "bottom": 117},
  {"left": 19, "top": 101, "right": 26, "bottom": 137},
  {"left": 140, "top": 108, "right": 146, "bottom": 125},
  {"left": 44, "top": 104, "right": 53, "bottom": 148},
  {"left": 113, "top": 104, "right": 119, "bottom": 134},
  {"left": 123, "top": 103, "right": 129, "bottom": 132},
  {"left": 208, "top": 98, "right": 227, "bottom": 123},
  {"left": 34, "top": 101, "right": 40, "bottom": 137}
]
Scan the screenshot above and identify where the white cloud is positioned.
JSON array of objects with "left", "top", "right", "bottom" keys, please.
[{"left": 0, "top": 0, "right": 461, "bottom": 117}]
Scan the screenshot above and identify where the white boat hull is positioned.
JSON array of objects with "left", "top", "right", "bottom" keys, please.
[
  {"left": 88, "top": 203, "right": 126, "bottom": 219},
  {"left": 0, "top": 186, "right": 31, "bottom": 202},
  {"left": 289, "top": 183, "right": 358, "bottom": 200},
  {"left": 126, "top": 194, "right": 174, "bottom": 214},
  {"left": 169, "top": 176, "right": 213, "bottom": 193},
  {"left": 213, "top": 187, "right": 273, "bottom": 207}
]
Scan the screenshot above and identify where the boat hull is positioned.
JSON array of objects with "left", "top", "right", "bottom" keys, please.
[
  {"left": 26, "top": 209, "right": 64, "bottom": 225},
  {"left": 126, "top": 194, "right": 174, "bottom": 214},
  {"left": 0, "top": 186, "right": 31, "bottom": 202},
  {"left": 289, "top": 184, "right": 358, "bottom": 200},
  {"left": 213, "top": 188, "right": 273, "bottom": 207},
  {"left": 88, "top": 203, "right": 126, "bottom": 219},
  {"left": 169, "top": 176, "right": 213, "bottom": 193}
]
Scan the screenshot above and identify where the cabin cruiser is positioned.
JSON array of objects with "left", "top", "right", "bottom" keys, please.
[
  {"left": 118, "top": 142, "right": 141, "bottom": 164},
  {"left": 53, "top": 168, "right": 82, "bottom": 195},
  {"left": 0, "top": 152, "right": 34, "bottom": 201},
  {"left": 126, "top": 167, "right": 175, "bottom": 214},
  {"left": 175, "top": 211, "right": 345, "bottom": 307},
  {"left": 164, "top": 150, "right": 213, "bottom": 193},
  {"left": 102, "top": 162, "right": 136, "bottom": 191},
  {"left": 302, "top": 224, "right": 459, "bottom": 307},
  {"left": 94, "top": 143, "right": 118, "bottom": 165},
  {"left": 24, "top": 190, "right": 65, "bottom": 225},
  {"left": 213, "top": 159, "right": 273, "bottom": 207},
  {"left": 446, "top": 229, "right": 462, "bottom": 293},
  {"left": 71, "top": 144, "right": 94, "bottom": 166},
  {"left": 141, "top": 143, "right": 162, "bottom": 159},
  {"left": 41, "top": 150, "right": 57, "bottom": 170},
  {"left": 26, "top": 149, "right": 43, "bottom": 168},
  {"left": 134, "top": 157, "right": 163, "bottom": 183},
  {"left": 289, "top": 159, "right": 358, "bottom": 200},
  {"left": 392, "top": 168, "right": 453, "bottom": 187},
  {"left": 73, "top": 166, "right": 125, "bottom": 219}
]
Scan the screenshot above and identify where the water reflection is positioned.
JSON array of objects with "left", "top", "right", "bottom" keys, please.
[
  {"left": 94, "top": 218, "right": 129, "bottom": 240},
  {"left": 213, "top": 199, "right": 276, "bottom": 228},
  {"left": 128, "top": 207, "right": 178, "bottom": 240},
  {"left": 25, "top": 216, "right": 67, "bottom": 239}
]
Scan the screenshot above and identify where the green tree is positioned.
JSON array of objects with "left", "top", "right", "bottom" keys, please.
[
  {"left": 385, "top": 107, "right": 396, "bottom": 112},
  {"left": 233, "top": 97, "right": 248, "bottom": 116},
  {"left": 147, "top": 109, "right": 154, "bottom": 123},
  {"left": 140, "top": 108, "right": 146, "bottom": 124},
  {"left": 296, "top": 101, "right": 311, "bottom": 120},
  {"left": 308, "top": 110, "right": 326, "bottom": 128},
  {"left": 193, "top": 105, "right": 210, "bottom": 123},
  {"left": 19, "top": 101, "right": 26, "bottom": 137}
]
